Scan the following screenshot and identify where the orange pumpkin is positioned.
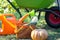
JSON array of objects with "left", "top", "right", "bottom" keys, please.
[{"left": 31, "top": 29, "right": 48, "bottom": 40}]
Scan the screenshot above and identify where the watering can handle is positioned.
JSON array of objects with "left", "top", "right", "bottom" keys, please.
[{"left": 3, "top": 14, "right": 15, "bottom": 17}]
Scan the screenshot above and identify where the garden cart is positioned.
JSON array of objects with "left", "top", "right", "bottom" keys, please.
[{"left": 7, "top": 0, "right": 60, "bottom": 29}]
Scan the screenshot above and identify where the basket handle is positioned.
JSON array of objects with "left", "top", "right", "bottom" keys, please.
[
  {"left": 15, "top": 24, "right": 35, "bottom": 33},
  {"left": 7, "top": 0, "right": 22, "bottom": 17}
]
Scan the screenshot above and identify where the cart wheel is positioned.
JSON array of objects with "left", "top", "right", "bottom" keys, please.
[{"left": 45, "top": 7, "right": 60, "bottom": 29}]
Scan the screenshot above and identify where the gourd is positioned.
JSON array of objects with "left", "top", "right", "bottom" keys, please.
[{"left": 31, "top": 29, "right": 48, "bottom": 40}]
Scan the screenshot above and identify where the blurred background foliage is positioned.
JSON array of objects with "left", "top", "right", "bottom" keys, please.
[
  {"left": 0, "top": 0, "right": 39, "bottom": 23},
  {"left": 0, "top": 0, "right": 57, "bottom": 25},
  {"left": 0, "top": 0, "right": 29, "bottom": 20}
]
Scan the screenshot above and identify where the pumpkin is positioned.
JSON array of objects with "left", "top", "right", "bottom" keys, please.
[{"left": 31, "top": 29, "right": 48, "bottom": 40}]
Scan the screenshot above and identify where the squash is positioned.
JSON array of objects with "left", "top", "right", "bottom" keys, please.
[{"left": 31, "top": 29, "right": 48, "bottom": 40}]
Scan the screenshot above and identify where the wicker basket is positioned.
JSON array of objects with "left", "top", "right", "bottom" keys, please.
[{"left": 16, "top": 24, "right": 36, "bottom": 39}]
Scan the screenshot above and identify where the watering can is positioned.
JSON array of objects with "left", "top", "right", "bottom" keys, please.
[
  {"left": 0, "top": 14, "right": 17, "bottom": 35},
  {"left": 0, "top": 13, "right": 34, "bottom": 35}
]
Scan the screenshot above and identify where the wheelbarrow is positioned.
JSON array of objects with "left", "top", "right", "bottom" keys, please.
[{"left": 7, "top": 0, "right": 60, "bottom": 29}]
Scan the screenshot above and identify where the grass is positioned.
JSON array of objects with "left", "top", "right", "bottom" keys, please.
[{"left": 0, "top": 12, "right": 60, "bottom": 40}]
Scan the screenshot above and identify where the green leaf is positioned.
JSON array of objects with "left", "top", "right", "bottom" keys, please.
[{"left": 29, "top": 10, "right": 35, "bottom": 17}]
